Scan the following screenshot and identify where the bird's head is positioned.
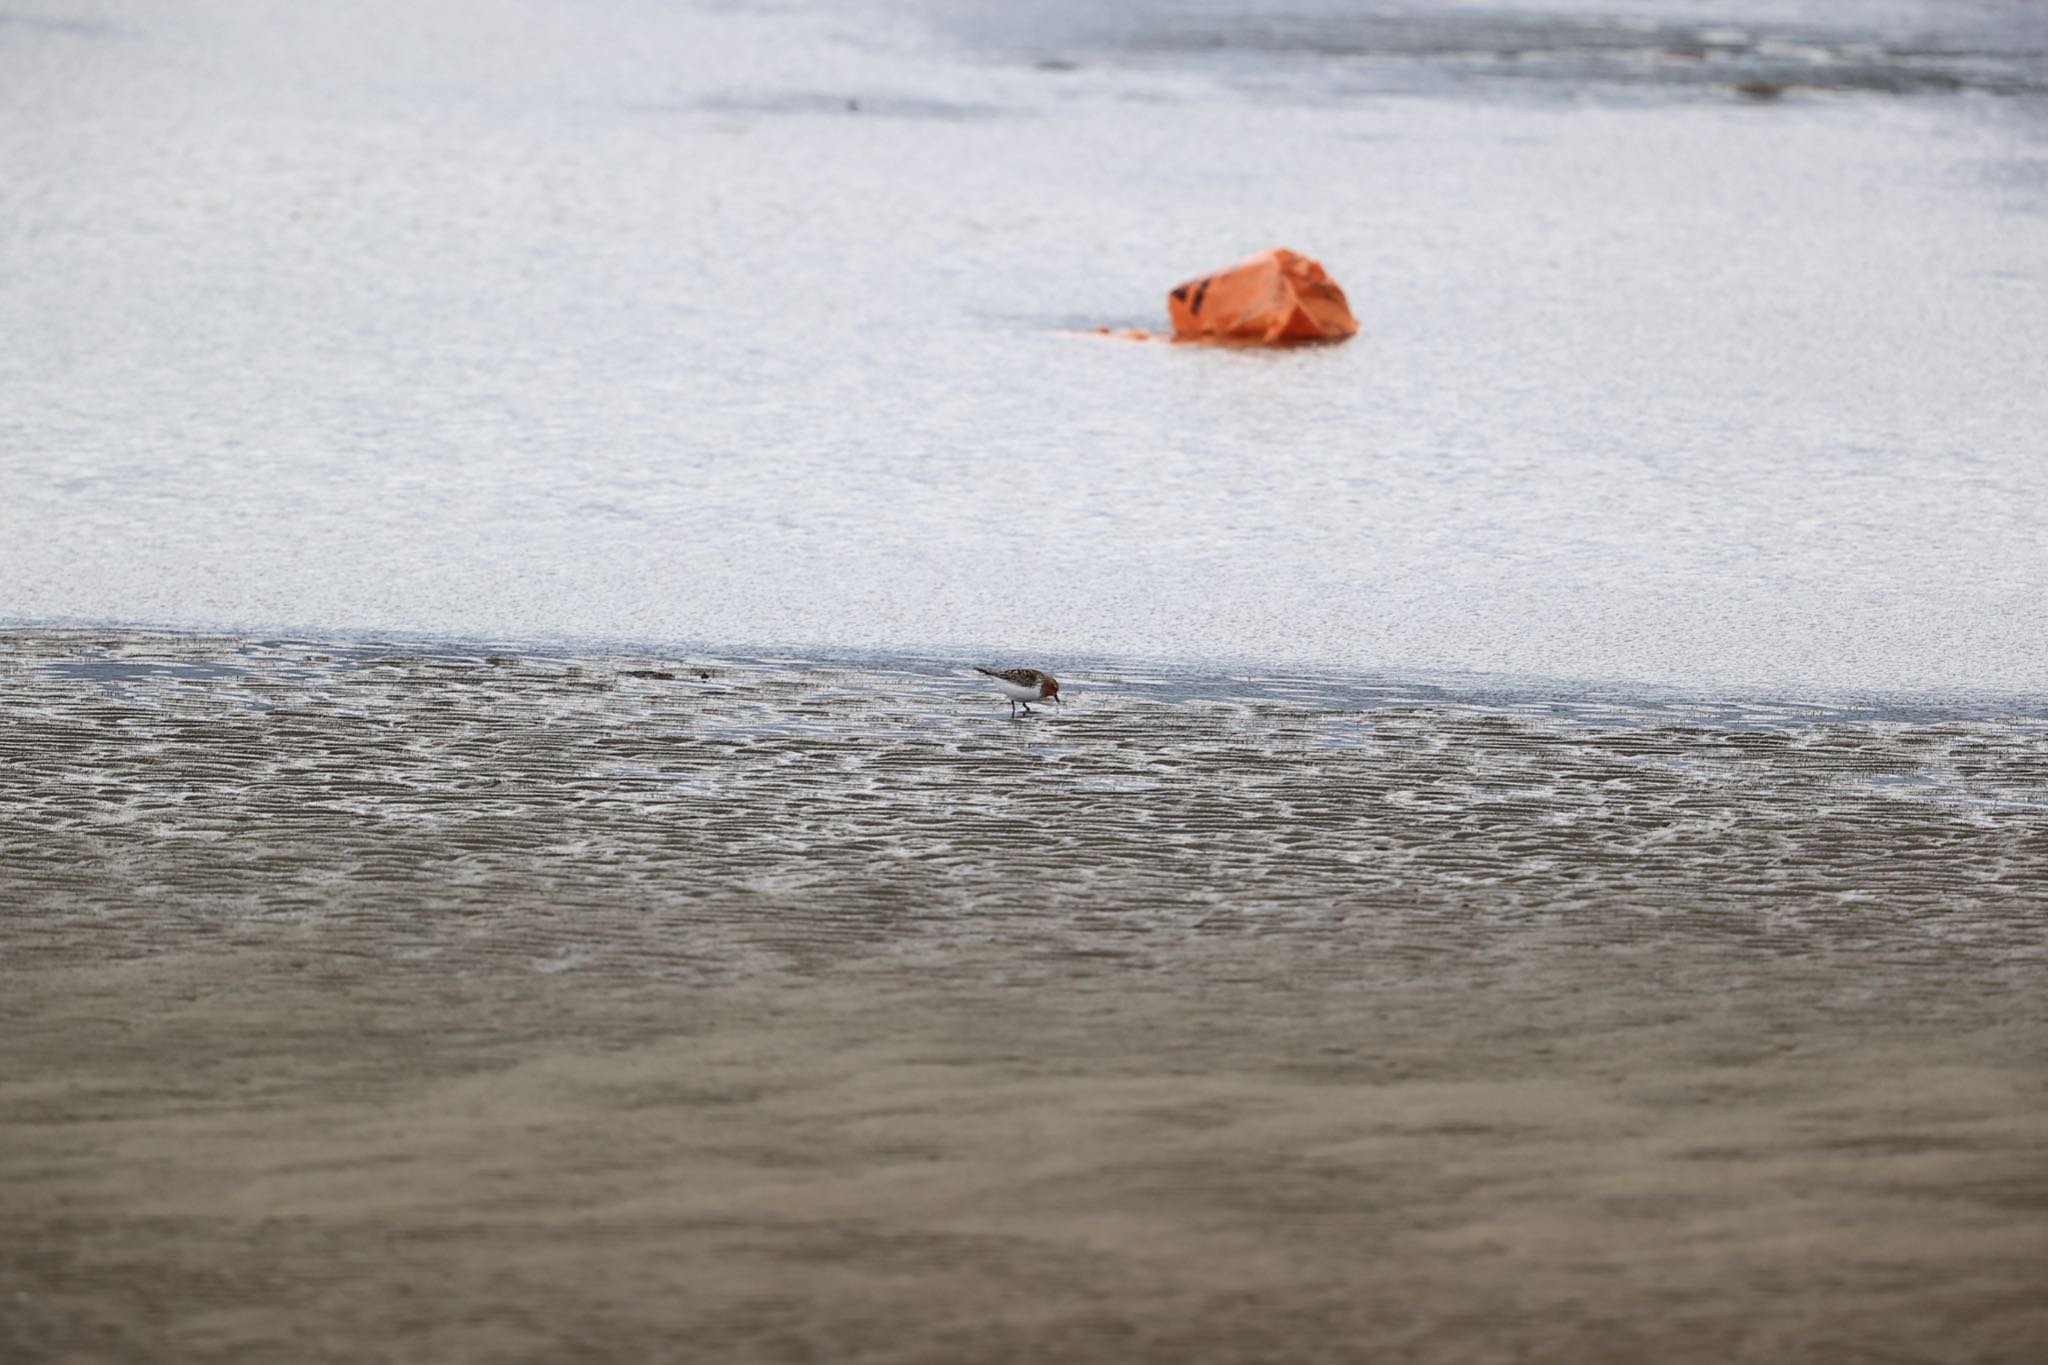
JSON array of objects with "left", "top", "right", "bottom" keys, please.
[{"left": 1043, "top": 676, "right": 1062, "bottom": 705}]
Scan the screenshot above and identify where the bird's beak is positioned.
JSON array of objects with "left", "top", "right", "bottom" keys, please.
[{"left": 1054, "top": 692, "right": 1064, "bottom": 706}]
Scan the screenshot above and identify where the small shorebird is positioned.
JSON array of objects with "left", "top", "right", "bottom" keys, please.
[{"left": 976, "top": 667, "right": 1062, "bottom": 718}]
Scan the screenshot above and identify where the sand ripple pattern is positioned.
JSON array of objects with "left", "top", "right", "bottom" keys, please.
[{"left": 4, "top": 630, "right": 2043, "bottom": 977}]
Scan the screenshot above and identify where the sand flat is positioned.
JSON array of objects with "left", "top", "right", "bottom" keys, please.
[{"left": 3, "top": 630, "right": 2046, "bottom": 1362}]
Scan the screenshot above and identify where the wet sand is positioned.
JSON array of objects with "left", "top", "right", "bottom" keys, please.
[{"left": 4, "top": 630, "right": 2047, "bottom": 1362}]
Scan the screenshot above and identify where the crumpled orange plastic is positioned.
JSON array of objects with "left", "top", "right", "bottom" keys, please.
[{"left": 1166, "top": 248, "right": 1358, "bottom": 345}]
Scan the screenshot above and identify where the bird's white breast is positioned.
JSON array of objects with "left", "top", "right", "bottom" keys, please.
[{"left": 993, "top": 678, "right": 1041, "bottom": 702}]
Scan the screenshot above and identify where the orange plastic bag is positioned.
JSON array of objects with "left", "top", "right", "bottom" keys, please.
[{"left": 1167, "top": 248, "right": 1358, "bottom": 345}]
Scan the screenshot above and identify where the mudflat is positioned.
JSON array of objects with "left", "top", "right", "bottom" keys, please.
[{"left": 4, "top": 631, "right": 2045, "bottom": 1363}]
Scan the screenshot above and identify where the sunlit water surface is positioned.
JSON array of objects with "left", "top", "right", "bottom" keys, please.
[{"left": 3, "top": 0, "right": 2046, "bottom": 698}]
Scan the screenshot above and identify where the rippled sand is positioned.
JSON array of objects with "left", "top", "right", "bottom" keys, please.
[{"left": 4, "top": 630, "right": 2046, "bottom": 1363}]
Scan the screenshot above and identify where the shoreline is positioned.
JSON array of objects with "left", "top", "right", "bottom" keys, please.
[{"left": 6, "top": 622, "right": 2045, "bottom": 726}]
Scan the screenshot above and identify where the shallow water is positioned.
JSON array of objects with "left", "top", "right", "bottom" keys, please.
[
  {"left": 4, "top": 629, "right": 2045, "bottom": 965},
  {"left": 3, "top": 0, "right": 2047, "bottom": 692}
]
